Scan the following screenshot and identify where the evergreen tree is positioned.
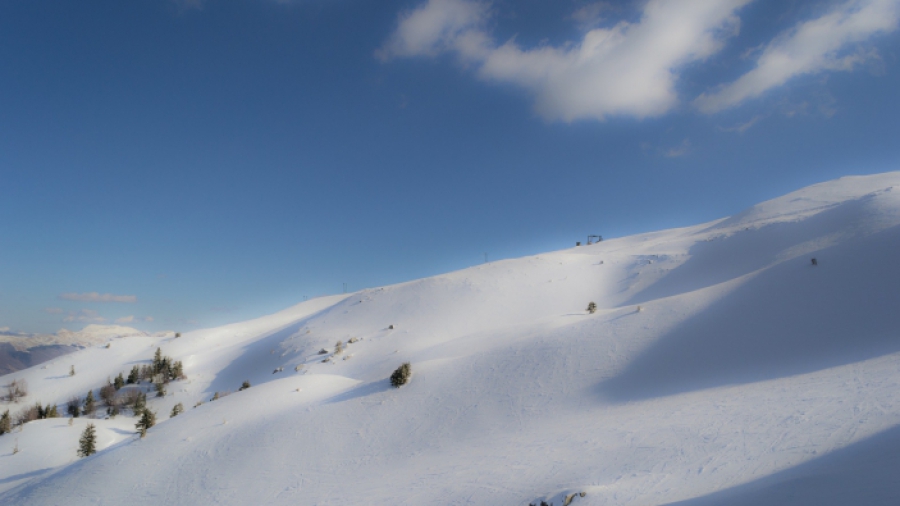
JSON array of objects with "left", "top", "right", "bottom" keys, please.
[
  {"left": 132, "top": 391, "right": 147, "bottom": 415},
  {"left": 170, "top": 403, "right": 184, "bottom": 418},
  {"left": 66, "top": 397, "right": 80, "bottom": 418},
  {"left": 135, "top": 409, "right": 156, "bottom": 437},
  {"left": 45, "top": 404, "right": 59, "bottom": 418},
  {"left": 154, "top": 381, "right": 166, "bottom": 398},
  {"left": 83, "top": 390, "right": 96, "bottom": 417},
  {"left": 239, "top": 380, "right": 251, "bottom": 391},
  {"left": 390, "top": 362, "right": 412, "bottom": 388},
  {"left": 114, "top": 372, "right": 125, "bottom": 390},
  {"left": 587, "top": 301, "right": 597, "bottom": 314},
  {"left": 153, "top": 348, "right": 163, "bottom": 373},
  {"left": 77, "top": 423, "right": 97, "bottom": 457},
  {"left": 127, "top": 365, "right": 139, "bottom": 384},
  {"left": 69, "top": 365, "right": 75, "bottom": 376},
  {"left": 0, "top": 410, "right": 10, "bottom": 435}
]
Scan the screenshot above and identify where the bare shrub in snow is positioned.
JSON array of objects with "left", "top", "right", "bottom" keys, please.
[
  {"left": 390, "top": 362, "right": 411, "bottom": 388},
  {"left": 170, "top": 403, "right": 184, "bottom": 418},
  {"left": 99, "top": 385, "right": 117, "bottom": 407},
  {"left": 334, "top": 340, "right": 345, "bottom": 354},
  {"left": 5, "top": 379, "right": 27, "bottom": 402},
  {"left": 587, "top": 302, "right": 597, "bottom": 314},
  {"left": 0, "top": 410, "right": 11, "bottom": 434},
  {"left": 239, "top": 380, "right": 251, "bottom": 391}
]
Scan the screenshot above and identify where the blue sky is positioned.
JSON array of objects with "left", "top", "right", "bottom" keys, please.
[{"left": 2, "top": 0, "right": 899, "bottom": 335}]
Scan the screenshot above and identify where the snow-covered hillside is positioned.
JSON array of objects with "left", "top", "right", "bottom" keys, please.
[{"left": 3, "top": 172, "right": 900, "bottom": 505}]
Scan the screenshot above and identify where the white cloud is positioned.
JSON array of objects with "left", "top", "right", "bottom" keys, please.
[
  {"left": 116, "top": 315, "right": 135, "bottom": 324},
  {"left": 63, "top": 309, "right": 107, "bottom": 323},
  {"left": 381, "top": 0, "right": 751, "bottom": 121},
  {"left": 378, "top": 0, "right": 489, "bottom": 60},
  {"left": 695, "top": 0, "right": 900, "bottom": 113},
  {"left": 59, "top": 292, "right": 137, "bottom": 303}
]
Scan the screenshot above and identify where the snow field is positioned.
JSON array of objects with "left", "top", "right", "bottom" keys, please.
[{"left": 2, "top": 172, "right": 900, "bottom": 505}]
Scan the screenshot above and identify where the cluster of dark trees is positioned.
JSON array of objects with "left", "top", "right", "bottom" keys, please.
[{"left": 2, "top": 347, "right": 185, "bottom": 439}]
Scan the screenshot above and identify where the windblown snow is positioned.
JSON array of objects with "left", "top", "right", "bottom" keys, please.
[{"left": 3, "top": 172, "right": 900, "bottom": 505}]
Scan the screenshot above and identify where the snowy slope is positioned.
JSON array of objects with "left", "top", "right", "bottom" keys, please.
[{"left": 3, "top": 172, "right": 900, "bottom": 505}]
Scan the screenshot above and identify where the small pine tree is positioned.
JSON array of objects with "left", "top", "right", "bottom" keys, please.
[
  {"left": 77, "top": 423, "right": 97, "bottom": 457},
  {"left": 127, "top": 365, "right": 139, "bottom": 384},
  {"left": 239, "top": 380, "right": 251, "bottom": 391},
  {"left": 132, "top": 392, "right": 146, "bottom": 415},
  {"left": 45, "top": 404, "right": 59, "bottom": 418},
  {"left": 66, "top": 397, "right": 80, "bottom": 418},
  {"left": 154, "top": 382, "right": 166, "bottom": 398},
  {"left": 69, "top": 365, "right": 75, "bottom": 376},
  {"left": 0, "top": 410, "right": 10, "bottom": 435},
  {"left": 153, "top": 348, "right": 163, "bottom": 373},
  {"left": 390, "top": 362, "right": 412, "bottom": 388},
  {"left": 587, "top": 301, "right": 597, "bottom": 314},
  {"left": 114, "top": 373, "right": 125, "bottom": 390},
  {"left": 82, "top": 390, "right": 96, "bottom": 417},
  {"left": 172, "top": 361, "right": 185, "bottom": 380},
  {"left": 135, "top": 409, "right": 156, "bottom": 437},
  {"left": 170, "top": 403, "right": 184, "bottom": 418}
]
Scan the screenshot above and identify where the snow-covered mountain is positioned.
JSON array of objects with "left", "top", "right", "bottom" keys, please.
[
  {"left": 0, "top": 325, "right": 169, "bottom": 375},
  {"left": 2, "top": 172, "right": 900, "bottom": 505}
]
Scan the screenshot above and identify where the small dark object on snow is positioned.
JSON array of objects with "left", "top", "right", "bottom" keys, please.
[
  {"left": 388, "top": 324, "right": 394, "bottom": 330},
  {"left": 811, "top": 258, "right": 818, "bottom": 266},
  {"left": 272, "top": 367, "right": 283, "bottom": 374},
  {"left": 390, "top": 362, "right": 411, "bottom": 388}
]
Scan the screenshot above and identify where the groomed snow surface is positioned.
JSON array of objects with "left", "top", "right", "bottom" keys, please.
[{"left": 3, "top": 172, "right": 900, "bottom": 505}]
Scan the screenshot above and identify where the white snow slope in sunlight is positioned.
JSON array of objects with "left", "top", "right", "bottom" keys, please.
[{"left": 3, "top": 172, "right": 900, "bottom": 506}]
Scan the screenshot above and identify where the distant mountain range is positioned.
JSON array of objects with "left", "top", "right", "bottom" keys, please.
[{"left": 0, "top": 325, "right": 172, "bottom": 375}]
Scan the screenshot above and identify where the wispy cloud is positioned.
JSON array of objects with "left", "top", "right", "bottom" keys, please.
[
  {"left": 63, "top": 309, "right": 107, "bottom": 323},
  {"left": 43, "top": 307, "right": 64, "bottom": 314},
  {"left": 695, "top": 0, "right": 900, "bottom": 113},
  {"left": 381, "top": 0, "right": 751, "bottom": 121},
  {"left": 59, "top": 292, "right": 137, "bottom": 303},
  {"left": 717, "top": 114, "right": 765, "bottom": 133},
  {"left": 115, "top": 315, "right": 135, "bottom": 324},
  {"left": 664, "top": 139, "right": 692, "bottom": 158}
]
